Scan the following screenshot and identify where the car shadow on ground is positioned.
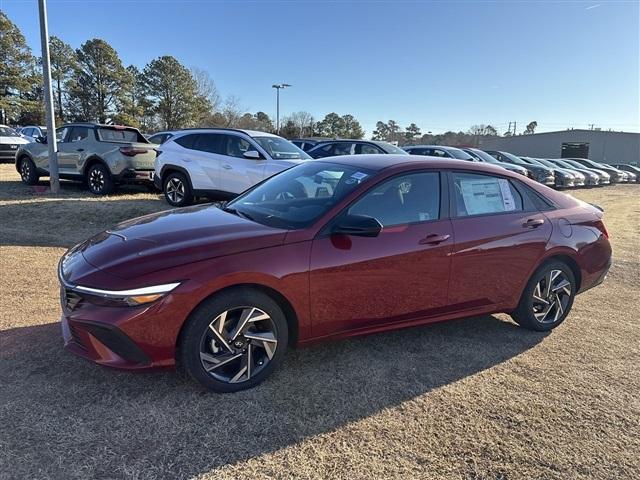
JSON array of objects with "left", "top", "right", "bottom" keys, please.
[{"left": 0, "top": 315, "right": 547, "bottom": 479}]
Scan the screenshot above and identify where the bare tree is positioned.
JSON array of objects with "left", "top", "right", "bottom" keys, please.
[
  {"left": 284, "top": 111, "right": 314, "bottom": 137},
  {"left": 190, "top": 66, "right": 220, "bottom": 112}
]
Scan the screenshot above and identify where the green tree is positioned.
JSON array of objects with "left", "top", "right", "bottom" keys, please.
[
  {"left": 316, "top": 113, "right": 364, "bottom": 138},
  {"left": 112, "top": 65, "right": 155, "bottom": 130},
  {"left": 404, "top": 123, "right": 421, "bottom": 142},
  {"left": 144, "top": 55, "right": 210, "bottom": 130},
  {"left": 49, "top": 36, "right": 76, "bottom": 121},
  {"left": 342, "top": 114, "right": 364, "bottom": 139},
  {"left": 67, "top": 39, "right": 128, "bottom": 122},
  {"left": 0, "top": 11, "right": 38, "bottom": 123},
  {"left": 524, "top": 121, "right": 538, "bottom": 135},
  {"left": 371, "top": 121, "right": 389, "bottom": 141}
]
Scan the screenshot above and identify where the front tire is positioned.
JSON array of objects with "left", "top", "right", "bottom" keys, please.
[
  {"left": 86, "top": 163, "right": 114, "bottom": 195},
  {"left": 19, "top": 157, "right": 39, "bottom": 185},
  {"left": 511, "top": 261, "right": 576, "bottom": 331},
  {"left": 163, "top": 172, "right": 193, "bottom": 207},
  {"left": 178, "top": 289, "right": 289, "bottom": 392}
]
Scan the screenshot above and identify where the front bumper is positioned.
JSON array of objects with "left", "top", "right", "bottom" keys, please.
[
  {"left": 0, "top": 149, "right": 18, "bottom": 161},
  {"left": 61, "top": 315, "right": 151, "bottom": 368}
]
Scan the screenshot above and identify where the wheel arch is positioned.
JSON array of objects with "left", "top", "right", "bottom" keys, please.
[
  {"left": 83, "top": 155, "right": 109, "bottom": 175},
  {"left": 175, "top": 283, "right": 300, "bottom": 355},
  {"left": 15, "top": 151, "right": 34, "bottom": 172},
  {"left": 160, "top": 164, "right": 194, "bottom": 190},
  {"left": 535, "top": 250, "right": 583, "bottom": 292}
]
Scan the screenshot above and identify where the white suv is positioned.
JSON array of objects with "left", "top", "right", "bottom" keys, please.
[{"left": 154, "top": 128, "right": 311, "bottom": 206}]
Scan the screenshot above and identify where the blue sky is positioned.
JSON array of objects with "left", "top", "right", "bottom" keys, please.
[{"left": 2, "top": 0, "right": 639, "bottom": 135}]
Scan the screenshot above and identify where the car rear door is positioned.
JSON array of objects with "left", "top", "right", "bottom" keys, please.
[
  {"left": 447, "top": 171, "right": 552, "bottom": 310},
  {"left": 173, "top": 133, "right": 222, "bottom": 191},
  {"left": 309, "top": 170, "right": 453, "bottom": 337}
]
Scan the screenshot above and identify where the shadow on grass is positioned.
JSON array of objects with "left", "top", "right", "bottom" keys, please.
[{"left": 0, "top": 315, "right": 547, "bottom": 479}]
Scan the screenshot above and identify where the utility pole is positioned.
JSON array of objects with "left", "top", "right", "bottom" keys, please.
[
  {"left": 38, "top": 0, "right": 59, "bottom": 193},
  {"left": 271, "top": 83, "right": 291, "bottom": 134}
]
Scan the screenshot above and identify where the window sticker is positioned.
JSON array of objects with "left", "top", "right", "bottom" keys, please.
[
  {"left": 497, "top": 178, "right": 516, "bottom": 211},
  {"left": 350, "top": 172, "right": 369, "bottom": 181},
  {"left": 459, "top": 178, "right": 513, "bottom": 215}
]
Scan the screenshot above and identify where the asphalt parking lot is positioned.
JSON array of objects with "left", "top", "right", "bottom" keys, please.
[{"left": 0, "top": 163, "right": 638, "bottom": 480}]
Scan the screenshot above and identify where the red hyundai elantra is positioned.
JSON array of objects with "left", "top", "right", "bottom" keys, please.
[{"left": 58, "top": 156, "right": 612, "bottom": 392}]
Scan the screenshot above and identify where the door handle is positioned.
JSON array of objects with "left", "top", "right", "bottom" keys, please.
[
  {"left": 523, "top": 218, "right": 545, "bottom": 228},
  {"left": 76, "top": 148, "right": 84, "bottom": 152},
  {"left": 222, "top": 164, "right": 233, "bottom": 170},
  {"left": 419, "top": 233, "right": 451, "bottom": 245}
]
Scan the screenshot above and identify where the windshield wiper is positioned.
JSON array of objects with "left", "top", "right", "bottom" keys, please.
[{"left": 222, "top": 206, "right": 255, "bottom": 222}]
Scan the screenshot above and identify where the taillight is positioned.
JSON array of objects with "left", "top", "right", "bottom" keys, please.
[
  {"left": 594, "top": 220, "right": 609, "bottom": 239},
  {"left": 119, "top": 146, "right": 148, "bottom": 157}
]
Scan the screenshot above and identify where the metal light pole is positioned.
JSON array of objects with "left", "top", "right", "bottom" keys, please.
[
  {"left": 38, "top": 0, "right": 60, "bottom": 193},
  {"left": 271, "top": 83, "right": 291, "bottom": 134}
]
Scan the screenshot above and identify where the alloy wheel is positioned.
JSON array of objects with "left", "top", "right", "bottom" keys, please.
[
  {"left": 20, "top": 160, "right": 31, "bottom": 181},
  {"left": 531, "top": 269, "right": 572, "bottom": 324},
  {"left": 199, "top": 306, "right": 278, "bottom": 384},
  {"left": 89, "top": 168, "right": 105, "bottom": 192},
  {"left": 166, "top": 178, "right": 184, "bottom": 203}
]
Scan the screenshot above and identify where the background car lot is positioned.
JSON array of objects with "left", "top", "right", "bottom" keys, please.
[{"left": 1, "top": 163, "right": 638, "bottom": 479}]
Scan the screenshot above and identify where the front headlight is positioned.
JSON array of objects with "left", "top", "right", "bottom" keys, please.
[{"left": 73, "top": 282, "right": 181, "bottom": 307}]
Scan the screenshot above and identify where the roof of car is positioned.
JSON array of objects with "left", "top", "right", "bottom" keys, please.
[
  {"left": 169, "top": 127, "right": 279, "bottom": 138},
  {"left": 314, "top": 154, "right": 512, "bottom": 173},
  {"left": 404, "top": 145, "right": 464, "bottom": 151}
]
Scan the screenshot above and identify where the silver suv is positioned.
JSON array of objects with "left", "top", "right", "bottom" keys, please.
[{"left": 16, "top": 123, "right": 157, "bottom": 195}]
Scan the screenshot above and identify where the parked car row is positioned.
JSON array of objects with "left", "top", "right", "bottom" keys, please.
[{"left": 9, "top": 123, "right": 639, "bottom": 200}]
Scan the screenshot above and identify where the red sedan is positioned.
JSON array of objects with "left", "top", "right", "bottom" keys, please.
[{"left": 58, "top": 156, "right": 612, "bottom": 392}]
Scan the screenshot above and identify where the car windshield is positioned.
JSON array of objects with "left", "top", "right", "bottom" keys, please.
[
  {"left": 555, "top": 159, "right": 576, "bottom": 169},
  {"left": 253, "top": 136, "right": 311, "bottom": 160},
  {"left": 375, "top": 142, "right": 408, "bottom": 155},
  {"left": 500, "top": 152, "right": 529, "bottom": 165},
  {"left": 225, "top": 161, "right": 374, "bottom": 230},
  {"left": 0, "top": 126, "right": 20, "bottom": 137},
  {"left": 535, "top": 158, "right": 556, "bottom": 168},
  {"left": 448, "top": 148, "right": 474, "bottom": 160},
  {"left": 469, "top": 149, "right": 499, "bottom": 163}
]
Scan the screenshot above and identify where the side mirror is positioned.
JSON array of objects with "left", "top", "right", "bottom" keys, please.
[
  {"left": 36, "top": 135, "right": 46, "bottom": 144},
  {"left": 332, "top": 214, "right": 382, "bottom": 238},
  {"left": 243, "top": 150, "right": 261, "bottom": 160}
]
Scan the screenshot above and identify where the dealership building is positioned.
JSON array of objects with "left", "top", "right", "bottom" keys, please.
[{"left": 478, "top": 129, "right": 639, "bottom": 164}]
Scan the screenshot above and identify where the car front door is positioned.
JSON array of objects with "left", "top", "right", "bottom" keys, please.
[
  {"left": 58, "top": 126, "right": 91, "bottom": 173},
  {"left": 309, "top": 170, "right": 453, "bottom": 337},
  {"left": 217, "top": 134, "right": 265, "bottom": 194},
  {"left": 448, "top": 171, "right": 552, "bottom": 310}
]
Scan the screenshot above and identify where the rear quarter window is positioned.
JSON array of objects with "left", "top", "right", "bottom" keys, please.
[{"left": 174, "top": 134, "right": 199, "bottom": 150}]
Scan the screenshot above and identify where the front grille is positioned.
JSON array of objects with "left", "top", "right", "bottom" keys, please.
[
  {"left": 61, "top": 287, "right": 83, "bottom": 312},
  {"left": 0, "top": 144, "right": 19, "bottom": 151}
]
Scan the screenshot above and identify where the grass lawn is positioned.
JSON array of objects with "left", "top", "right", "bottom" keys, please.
[{"left": 0, "top": 163, "right": 638, "bottom": 480}]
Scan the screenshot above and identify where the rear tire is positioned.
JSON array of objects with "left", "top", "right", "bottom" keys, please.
[
  {"left": 86, "top": 163, "right": 114, "bottom": 195},
  {"left": 178, "top": 289, "right": 288, "bottom": 392},
  {"left": 163, "top": 171, "right": 193, "bottom": 207},
  {"left": 511, "top": 260, "right": 576, "bottom": 331},
  {"left": 19, "top": 157, "right": 39, "bottom": 185}
]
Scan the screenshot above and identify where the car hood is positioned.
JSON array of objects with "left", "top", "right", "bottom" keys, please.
[
  {"left": 77, "top": 204, "right": 287, "bottom": 279},
  {"left": 0, "top": 135, "right": 29, "bottom": 144}
]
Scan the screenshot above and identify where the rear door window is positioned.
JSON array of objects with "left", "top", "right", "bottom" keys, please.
[
  {"left": 355, "top": 143, "right": 383, "bottom": 154},
  {"left": 174, "top": 134, "right": 199, "bottom": 150},
  {"left": 97, "top": 127, "right": 144, "bottom": 143},
  {"left": 452, "top": 172, "right": 523, "bottom": 217},
  {"left": 68, "top": 127, "right": 91, "bottom": 142},
  {"left": 193, "top": 133, "right": 223, "bottom": 154}
]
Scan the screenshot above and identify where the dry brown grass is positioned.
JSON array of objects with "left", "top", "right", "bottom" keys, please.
[{"left": 0, "top": 163, "right": 638, "bottom": 480}]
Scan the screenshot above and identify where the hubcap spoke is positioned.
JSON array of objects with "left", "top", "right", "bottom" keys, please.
[
  {"left": 532, "top": 269, "right": 572, "bottom": 324},
  {"left": 199, "top": 306, "right": 276, "bottom": 384}
]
